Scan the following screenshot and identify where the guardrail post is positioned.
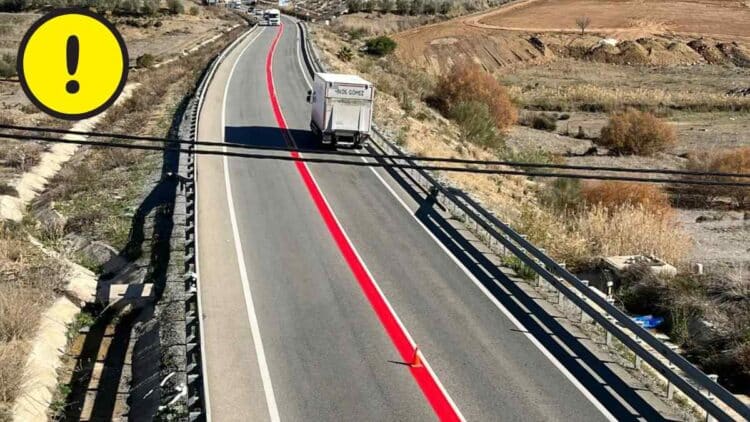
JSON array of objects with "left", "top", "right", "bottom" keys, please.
[{"left": 634, "top": 339, "right": 643, "bottom": 370}]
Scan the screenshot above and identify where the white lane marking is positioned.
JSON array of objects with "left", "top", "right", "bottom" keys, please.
[
  {"left": 285, "top": 19, "right": 467, "bottom": 419},
  {"left": 288, "top": 12, "right": 611, "bottom": 419},
  {"left": 364, "top": 161, "right": 617, "bottom": 421},
  {"left": 220, "top": 27, "right": 282, "bottom": 422},
  {"left": 294, "top": 23, "right": 313, "bottom": 89},
  {"left": 195, "top": 26, "right": 261, "bottom": 422}
]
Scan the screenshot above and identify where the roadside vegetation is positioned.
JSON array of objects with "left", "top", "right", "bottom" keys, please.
[
  {"left": 0, "top": 221, "right": 68, "bottom": 419},
  {"left": 0, "top": 5, "right": 243, "bottom": 418},
  {"left": 618, "top": 265, "right": 750, "bottom": 391},
  {"left": 310, "top": 11, "right": 750, "bottom": 393}
]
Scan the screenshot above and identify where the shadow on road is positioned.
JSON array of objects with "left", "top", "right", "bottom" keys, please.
[{"left": 380, "top": 163, "right": 670, "bottom": 422}]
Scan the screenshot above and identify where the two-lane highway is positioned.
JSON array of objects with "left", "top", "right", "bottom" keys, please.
[{"left": 195, "top": 18, "right": 669, "bottom": 421}]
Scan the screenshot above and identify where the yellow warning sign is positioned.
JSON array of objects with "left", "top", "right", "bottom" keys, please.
[{"left": 17, "top": 8, "right": 128, "bottom": 120}]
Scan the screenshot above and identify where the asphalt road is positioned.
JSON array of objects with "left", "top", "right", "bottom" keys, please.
[{"left": 195, "top": 18, "right": 673, "bottom": 421}]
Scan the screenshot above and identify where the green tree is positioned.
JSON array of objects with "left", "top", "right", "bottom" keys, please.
[
  {"left": 346, "top": 0, "right": 362, "bottom": 12},
  {"left": 409, "top": 0, "right": 423, "bottom": 15},
  {"left": 395, "top": 0, "right": 410, "bottom": 15},
  {"left": 378, "top": 0, "right": 394, "bottom": 13},
  {"left": 438, "top": 0, "right": 451, "bottom": 14}
]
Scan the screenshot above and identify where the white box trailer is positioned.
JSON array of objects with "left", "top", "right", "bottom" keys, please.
[
  {"left": 308, "top": 73, "right": 374, "bottom": 148},
  {"left": 264, "top": 8, "right": 281, "bottom": 25}
]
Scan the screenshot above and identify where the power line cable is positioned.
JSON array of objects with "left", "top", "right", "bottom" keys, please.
[
  {"left": 2, "top": 131, "right": 750, "bottom": 187},
  {"left": 2, "top": 123, "right": 748, "bottom": 179}
]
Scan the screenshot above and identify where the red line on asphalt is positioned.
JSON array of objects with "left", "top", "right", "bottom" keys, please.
[{"left": 263, "top": 23, "right": 461, "bottom": 421}]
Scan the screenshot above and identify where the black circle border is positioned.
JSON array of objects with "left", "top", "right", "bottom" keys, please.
[{"left": 16, "top": 8, "right": 129, "bottom": 121}]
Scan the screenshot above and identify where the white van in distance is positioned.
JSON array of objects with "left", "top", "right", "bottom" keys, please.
[{"left": 264, "top": 8, "right": 281, "bottom": 26}]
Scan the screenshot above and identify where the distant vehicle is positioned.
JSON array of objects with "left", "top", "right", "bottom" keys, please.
[
  {"left": 263, "top": 8, "right": 281, "bottom": 26},
  {"left": 253, "top": 8, "right": 264, "bottom": 17},
  {"left": 308, "top": 73, "right": 374, "bottom": 148}
]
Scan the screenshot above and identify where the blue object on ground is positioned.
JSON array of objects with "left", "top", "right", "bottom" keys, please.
[{"left": 632, "top": 315, "right": 664, "bottom": 329}]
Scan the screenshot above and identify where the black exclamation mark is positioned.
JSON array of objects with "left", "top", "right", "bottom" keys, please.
[{"left": 66, "top": 35, "right": 79, "bottom": 94}]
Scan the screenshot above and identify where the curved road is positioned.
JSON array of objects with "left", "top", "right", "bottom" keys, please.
[{"left": 195, "top": 17, "right": 673, "bottom": 421}]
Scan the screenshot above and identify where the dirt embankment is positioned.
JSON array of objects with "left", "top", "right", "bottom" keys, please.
[{"left": 390, "top": 0, "right": 750, "bottom": 73}]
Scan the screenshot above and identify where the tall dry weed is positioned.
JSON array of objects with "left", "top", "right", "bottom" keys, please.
[
  {"left": 0, "top": 340, "right": 27, "bottom": 414},
  {"left": 580, "top": 181, "right": 672, "bottom": 216},
  {"left": 517, "top": 203, "right": 690, "bottom": 268},
  {"left": 687, "top": 147, "right": 750, "bottom": 208},
  {"left": 0, "top": 285, "right": 44, "bottom": 343}
]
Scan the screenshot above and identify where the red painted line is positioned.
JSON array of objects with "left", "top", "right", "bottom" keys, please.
[{"left": 263, "top": 23, "right": 462, "bottom": 421}]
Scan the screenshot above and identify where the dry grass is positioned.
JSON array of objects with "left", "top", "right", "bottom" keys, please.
[
  {"left": 0, "top": 285, "right": 45, "bottom": 343},
  {"left": 507, "top": 84, "right": 750, "bottom": 112},
  {"left": 517, "top": 202, "right": 690, "bottom": 268},
  {"left": 686, "top": 147, "right": 750, "bottom": 208},
  {"left": 0, "top": 221, "right": 66, "bottom": 419},
  {"left": 599, "top": 109, "right": 677, "bottom": 155},
  {"left": 580, "top": 181, "right": 672, "bottom": 215},
  {"left": 0, "top": 340, "right": 27, "bottom": 419}
]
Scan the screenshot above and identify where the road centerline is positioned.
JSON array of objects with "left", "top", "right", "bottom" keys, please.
[{"left": 265, "top": 21, "right": 464, "bottom": 421}]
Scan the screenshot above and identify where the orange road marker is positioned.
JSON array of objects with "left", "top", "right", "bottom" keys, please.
[{"left": 411, "top": 347, "right": 423, "bottom": 368}]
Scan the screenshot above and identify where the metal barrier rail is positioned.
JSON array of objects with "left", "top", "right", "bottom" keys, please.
[
  {"left": 296, "top": 18, "right": 749, "bottom": 421},
  {"left": 183, "top": 24, "right": 258, "bottom": 422}
]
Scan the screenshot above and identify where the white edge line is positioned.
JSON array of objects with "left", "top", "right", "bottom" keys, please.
[
  {"left": 286, "top": 18, "right": 467, "bottom": 421},
  {"left": 288, "top": 14, "right": 615, "bottom": 420},
  {"left": 220, "top": 26, "right": 282, "bottom": 422},
  {"left": 194, "top": 25, "right": 258, "bottom": 422},
  {"left": 364, "top": 160, "right": 618, "bottom": 422}
]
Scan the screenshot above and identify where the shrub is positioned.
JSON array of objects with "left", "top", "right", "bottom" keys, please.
[
  {"left": 0, "top": 0, "right": 27, "bottom": 11},
  {"left": 136, "top": 53, "right": 156, "bottom": 68},
  {"left": 189, "top": 5, "right": 199, "bottom": 15},
  {"left": 365, "top": 35, "right": 397, "bottom": 56},
  {"left": 395, "top": 0, "right": 410, "bottom": 15},
  {"left": 530, "top": 114, "right": 557, "bottom": 131},
  {"left": 450, "top": 101, "right": 503, "bottom": 149},
  {"left": 0, "top": 54, "right": 16, "bottom": 78},
  {"left": 0, "top": 341, "right": 27, "bottom": 415},
  {"left": 167, "top": 0, "right": 184, "bottom": 14},
  {"left": 580, "top": 181, "right": 672, "bottom": 216},
  {"left": 409, "top": 0, "right": 423, "bottom": 14},
  {"left": 346, "top": 0, "right": 362, "bottom": 12},
  {"left": 0, "top": 183, "right": 17, "bottom": 196},
  {"left": 438, "top": 0, "right": 451, "bottom": 14},
  {"left": 687, "top": 147, "right": 750, "bottom": 208},
  {"left": 599, "top": 109, "right": 676, "bottom": 155},
  {"left": 432, "top": 61, "right": 517, "bottom": 132},
  {"left": 141, "top": 0, "right": 160, "bottom": 16},
  {"left": 0, "top": 285, "right": 43, "bottom": 342},
  {"left": 378, "top": 0, "right": 394, "bottom": 13},
  {"left": 337, "top": 46, "right": 354, "bottom": 62},
  {"left": 540, "top": 178, "right": 582, "bottom": 212}
]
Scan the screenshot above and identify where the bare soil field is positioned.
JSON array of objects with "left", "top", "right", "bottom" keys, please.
[
  {"left": 392, "top": 0, "right": 750, "bottom": 73},
  {"left": 476, "top": 0, "right": 750, "bottom": 41}
]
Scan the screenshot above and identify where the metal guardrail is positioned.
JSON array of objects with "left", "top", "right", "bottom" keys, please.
[
  {"left": 183, "top": 24, "right": 258, "bottom": 422},
  {"left": 296, "top": 19, "right": 749, "bottom": 422}
]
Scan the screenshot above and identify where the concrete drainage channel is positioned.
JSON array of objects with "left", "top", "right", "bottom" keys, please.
[{"left": 295, "top": 19, "right": 749, "bottom": 422}]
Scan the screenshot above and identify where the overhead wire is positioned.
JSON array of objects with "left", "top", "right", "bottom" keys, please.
[
  {"left": 1, "top": 130, "right": 749, "bottom": 187},
  {"left": 1, "top": 123, "right": 748, "bottom": 180}
]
